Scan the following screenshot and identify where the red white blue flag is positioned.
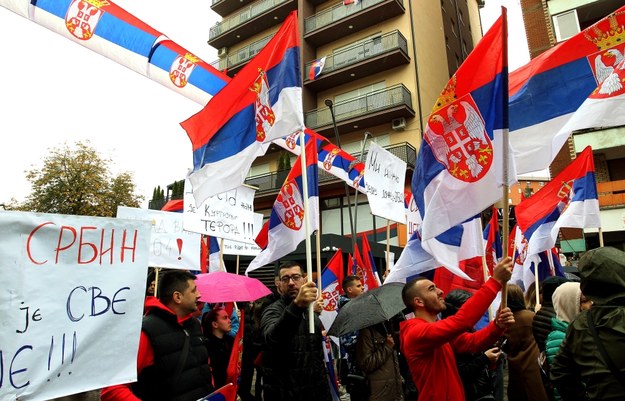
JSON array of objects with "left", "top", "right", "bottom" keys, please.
[
  {"left": 309, "top": 56, "right": 326, "bottom": 80},
  {"left": 509, "top": 5, "right": 625, "bottom": 174},
  {"left": 1, "top": 0, "right": 229, "bottom": 105},
  {"left": 246, "top": 139, "right": 319, "bottom": 273},
  {"left": 515, "top": 146, "right": 600, "bottom": 261},
  {"left": 181, "top": 11, "right": 303, "bottom": 204},
  {"left": 273, "top": 128, "right": 366, "bottom": 193},
  {"left": 319, "top": 249, "right": 344, "bottom": 331},
  {"left": 201, "top": 383, "right": 237, "bottom": 401},
  {"left": 413, "top": 13, "right": 514, "bottom": 242},
  {"left": 483, "top": 207, "right": 502, "bottom": 277}
]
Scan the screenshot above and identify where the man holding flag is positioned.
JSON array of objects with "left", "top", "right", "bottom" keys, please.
[{"left": 260, "top": 261, "right": 331, "bottom": 401}]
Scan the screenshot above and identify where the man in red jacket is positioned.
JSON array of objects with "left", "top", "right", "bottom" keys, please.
[{"left": 399, "top": 257, "right": 514, "bottom": 401}]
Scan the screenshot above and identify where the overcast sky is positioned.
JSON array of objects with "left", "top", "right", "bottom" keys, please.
[{"left": 0, "top": 0, "right": 530, "bottom": 208}]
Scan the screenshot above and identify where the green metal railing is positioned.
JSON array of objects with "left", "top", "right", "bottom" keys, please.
[
  {"left": 305, "top": 0, "right": 402, "bottom": 34},
  {"left": 209, "top": 0, "right": 288, "bottom": 39}
]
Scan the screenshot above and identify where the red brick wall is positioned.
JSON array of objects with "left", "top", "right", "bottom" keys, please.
[{"left": 520, "top": 0, "right": 555, "bottom": 59}]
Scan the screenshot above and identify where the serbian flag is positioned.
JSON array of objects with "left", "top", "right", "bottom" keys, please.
[
  {"left": 384, "top": 231, "right": 437, "bottom": 283},
  {"left": 361, "top": 234, "right": 381, "bottom": 286},
  {"left": 323, "top": 336, "right": 342, "bottom": 401},
  {"left": 349, "top": 245, "right": 378, "bottom": 291},
  {"left": 201, "top": 383, "right": 237, "bottom": 401},
  {"left": 246, "top": 139, "right": 319, "bottom": 273},
  {"left": 319, "top": 249, "right": 344, "bottom": 331},
  {"left": 6, "top": 0, "right": 229, "bottom": 105},
  {"left": 208, "top": 236, "right": 223, "bottom": 273},
  {"left": 309, "top": 56, "right": 327, "bottom": 80},
  {"left": 509, "top": 5, "right": 625, "bottom": 174},
  {"left": 225, "top": 310, "right": 244, "bottom": 395},
  {"left": 273, "top": 128, "right": 367, "bottom": 193},
  {"left": 483, "top": 207, "right": 502, "bottom": 276},
  {"left": 515, "top": 146, "right": 600, "bottom": 261},
  {"left": 181, "top": 11, "right": 303, "bottom": 204},
  {"left": 413, "top": 12, "right": 515, "bottom": 242}
]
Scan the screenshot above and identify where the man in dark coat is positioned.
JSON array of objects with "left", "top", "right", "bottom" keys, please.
[
  {"left": 550, "top": 247, "right": 625, "bottom": 401},
  {"left": 532, "top": 276, "right": 569, "bottom": 352},
  {"left": 101, "top": 270, "right": 213, "bottom": 401},
  {"left": 260, "top": 261, "right": 331, "bottom": 401}
]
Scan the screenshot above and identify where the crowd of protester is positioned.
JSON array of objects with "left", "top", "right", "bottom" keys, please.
[{"left": 60, "top": 246, "right": 623, "bottom": 401}]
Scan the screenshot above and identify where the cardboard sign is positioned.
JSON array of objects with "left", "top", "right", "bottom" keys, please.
[
  {"left": 221, "top": 213, "right": 264, "bottom": 256},
  {"left": 0, "top": 211, "right": 150, "bottom": 400},
  {"left": 117, "top": 206, "right": 201, "bottom": 270},
  {"left": 183, "top": 177, "right": 258, "bottom": 245},
  {"left": 364, "top": 142, "right": 407, "bottom": 223}
]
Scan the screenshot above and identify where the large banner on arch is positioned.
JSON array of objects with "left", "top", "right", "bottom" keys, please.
[{"left": 0, "top": 211, "right": 150, "bottom": 401}]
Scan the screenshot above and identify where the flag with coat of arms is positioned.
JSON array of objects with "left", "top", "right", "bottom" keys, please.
[
  {"left": 515, "top": 146, "right": 600, "bottom": 261},
  {"left": 319, "top": 249, "right": 344, "bottom": 331},
  {"left": 412, "top": 12, "right": 515, "bottom": 243},
  {"left": 181, "top": 11, "right": 304, "bottom": 205},
  {"left": 246, "top": 139, "right": 319, "bottom": 273},
  {"left": 309, "top": 56, "right": 327, "bottom": 80}
]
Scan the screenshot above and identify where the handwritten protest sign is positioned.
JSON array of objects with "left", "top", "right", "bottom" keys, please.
[
  {"left": 117, "top": 206, "right": 201, "bottom": 270},
  {"left": 221, "top": 213, "right": 264, "bottom": 256},
  {"left": 405, "top": 192, "right": 422, "bottom": 238},
  {"left": 364, "top": 142, "right": 407, "bottom": 223},
  {"left": 183, "top": 178, "right": 257, "bottom": 245},
  {"left": 0, "top": 211, "right": 150, "bottom": 401}
]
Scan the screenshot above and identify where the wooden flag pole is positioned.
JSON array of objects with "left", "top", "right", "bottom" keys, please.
[
  {"left": 500, "top": 6, "right": 510, "bottom": 309},
  {"left": 154, "top": 267, "right": 161, "bottom": 298},
  {"left": 298, "top": 130, "right": 315, "bottom": 334},
  {"left": 219, "top": 237, "right": 225, "bottom": 272},
  {"left": 236, "top": 255, "right": 240, "bottom": 275},
  {"left": 316, "top": 230, "right": 322, "bottom": 289},
  {"left": 386, "top": 220, "right": 391, "bottom": 278}
]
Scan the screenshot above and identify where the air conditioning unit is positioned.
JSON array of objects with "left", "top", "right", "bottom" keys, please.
[
  {"left": 218, "top": 47, "right": 228, "bottom": 58},
  {"left": 391, "top": 117, "right": 406, "bottom": 131}
]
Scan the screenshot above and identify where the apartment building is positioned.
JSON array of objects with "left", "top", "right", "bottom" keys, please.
[
  {"left": 205, "top": 0, "right": 486, "bottom": 273},
  {"left": 521, "top": 0, "right": 625, "bottom": 255}
]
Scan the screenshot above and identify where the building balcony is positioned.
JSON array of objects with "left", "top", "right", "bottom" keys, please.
[
  {"left": 208, "top": 0, "right": 296, "bottom": 49},
  {"left": 304, "top": 0, "right": 405, "bottom": 47},
  {"left": 210, "top": 34, "right": 273, "bottom": 76},
  {"left": 245, "top": 142, "right": 416, "bottom": 202},
  {"left": 304, "top": 30, "right": 409, "bottom": 91},
  {"left": 598, "top": 179, "right": 625, "bottom": 208},
  {"left": 304, "top": 84, "right": 415, "bottom": 137},
  {"left": 210, "top": 0, "right": 255, "bottom": 18}
]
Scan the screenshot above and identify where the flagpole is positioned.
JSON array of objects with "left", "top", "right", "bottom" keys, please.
[
  {"left": 236, "top": 255, "right": 240, "bottom": 275},
  {"left": 599, "top": 227, "right": 605, "bottom": 247},
  {"left": 352, "top": 132, "right": 372, "bottom": 267},
  {"left": 299, "top": 130, "right": 315, "bottom": 334},
  {"left": 316, "top": 230, "right": 322, "bottom": 289},
  {"left": 385, "top": 220, "right": 391, "bottom": 278},
  {"left": 500, "top": 6, "right": 510, "bottom": 309},
  {"left": 219, "top": 237, "right": 225, "bottom": 272},
  {"left": 154, "top": 267, "right": 160, "bottom": 298},
  {"left": 479, "top": 216, "right": 494, "bottom": 322}
]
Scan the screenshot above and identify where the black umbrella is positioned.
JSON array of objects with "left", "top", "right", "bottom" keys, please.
[{"left": 327, "top": 282, "right": 406, "bottom": 337}]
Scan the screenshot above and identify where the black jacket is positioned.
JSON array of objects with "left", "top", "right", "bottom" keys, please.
[
  {"left": 133, "top": 308, "right": 213, "bottom": 401},
  {"left": 533, "top": 305, "right": 556, "bottom": 352},
  {"left": 205, "top": 333, "right": 234, "bottom": 389},
  {"left": 260, "top": 296, "right": 332, "bottom": 401}
]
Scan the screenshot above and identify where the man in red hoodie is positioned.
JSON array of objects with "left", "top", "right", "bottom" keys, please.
[
  {"left": 399, "top": 257, "right": 514, "bottom": 401},
  {"left": 101, "top": 270, "right": 213, "bottom": 401}
]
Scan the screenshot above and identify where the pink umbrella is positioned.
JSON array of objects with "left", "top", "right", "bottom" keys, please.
[{"left": 196, "top": 271, "right": 272, "bottom": 303}]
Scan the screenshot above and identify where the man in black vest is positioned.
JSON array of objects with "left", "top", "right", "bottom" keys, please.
[{"left": 101, "top": 270, "right": 213, "bottom": 401}]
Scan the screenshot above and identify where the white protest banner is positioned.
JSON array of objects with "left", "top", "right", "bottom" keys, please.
[
  {"left": 0, "top": 211, "right": 150, "bottom": 401},
  {"left": 221, "top": 213, "right": 264, "bottom": 256},
  {"left": 117, "top": 206, "right": 201, "bottom": 270},
  {"left": 183, "top": 177, "right": 257, "bottom": 244},
  {"left": 405, "top": 192, "right": 422, "bottom": 238},
  {"left": 364, "top": 142, "right": 407, "bottom": 223}
]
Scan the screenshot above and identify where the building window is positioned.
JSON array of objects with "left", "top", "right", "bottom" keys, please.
[{"left": 553, "top": 9, "right": 580, "bottom": 42}]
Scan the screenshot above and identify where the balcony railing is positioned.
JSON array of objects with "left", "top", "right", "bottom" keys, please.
[
  {"left": 209, "top": 0, "right": 288, "bottom": 40},
  {"left": 211, "top": 35, "right": 273, "bottom": 72},
  {"left": 304, "top": 31, "right": 408, "bottom": 81},
  {"left": 598, "top": 179, "right": 625, "bottom": 208},
  {"left": 305, "top": 0, "right": 398, "bottom": 34},
  {"left": 245, "top": 142, "right": 416, "bottom": 194},
  {"left": 305, "top": 84, "right": 412, "bottom": 129}
]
